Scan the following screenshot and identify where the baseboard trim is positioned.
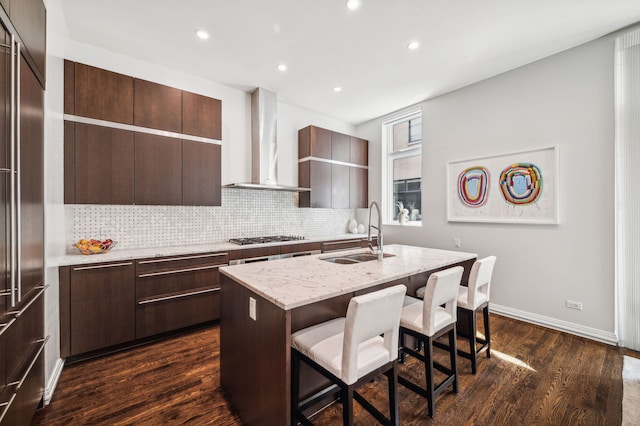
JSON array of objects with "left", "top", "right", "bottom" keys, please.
[
  {"left": 44, "top": 358, "right": 65, "bottom": 405},
  {"left": 490, "top": 304, "right": 618, "bottom": 345}
]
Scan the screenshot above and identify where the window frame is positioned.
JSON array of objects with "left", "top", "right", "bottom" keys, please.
[{"left": 382, "top": 109, "right": 423, "bottom": 225}]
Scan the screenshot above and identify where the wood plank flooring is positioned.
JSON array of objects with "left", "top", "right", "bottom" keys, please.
[{"left": 32, "top": 314, "right": 638, "bottom": 425}]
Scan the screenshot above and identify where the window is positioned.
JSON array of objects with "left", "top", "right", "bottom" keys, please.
[{"left": 383, "top": 110, "right": 422, "bottom": 224}]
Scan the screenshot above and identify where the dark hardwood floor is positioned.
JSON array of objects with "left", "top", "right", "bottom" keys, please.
[{"left": 32, "top": 314, "right": 637, "bottom": 425}]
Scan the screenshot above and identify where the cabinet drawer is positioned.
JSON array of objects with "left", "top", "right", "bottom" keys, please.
[
  {"left": 280, "top": 242, "right": 322, "bottom": 255},
  {"left": 136, "top": 252, "right": 228, "bottom": 275},
  {"left": 320, "top": 239, "right": 364, "bottom": 253},
  {"left": 228, "top": 246, "right": 280, "bottom": 261},
  {"left": 136, "top": 288, "right": 220, "bottom": 339},
  {"left": 0, "top": 337, "right": 45, "bottom": 426},
  {"left": 136, "top": 265, "right": 221, "bottom": 299}
]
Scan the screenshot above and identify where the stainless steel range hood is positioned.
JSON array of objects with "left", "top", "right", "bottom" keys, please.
[{"left": 224, "top": 88, "right": 311, "bottom": 192}]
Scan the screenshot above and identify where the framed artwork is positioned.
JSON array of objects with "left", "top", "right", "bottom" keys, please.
[{"left": 447, "top": 146, "right": 559, "bottom": 224}]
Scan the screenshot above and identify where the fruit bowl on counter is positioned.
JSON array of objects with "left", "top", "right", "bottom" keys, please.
[{"left": 73, "top": 239, "right": 117, "bottom": 255}]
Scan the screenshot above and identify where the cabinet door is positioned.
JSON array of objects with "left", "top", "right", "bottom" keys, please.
[
  {"left": 182, "top": 91, "right": 222, "bottom": 140},
  {"left": 299, "top": 160, "right": 331, "bottom": 208},
  {"left": 134, "top": 79, "right": 182, "bottom": 133},
  {"left": 73, "top": 123, "right": 134, "bottom": 204},
  {"left": 19, "top": 53, "right": 43, "bottom": 297},
  {"left": 7, "top": 0, "right": 46, "bottom": 86},
  {"left": 0, "top": 25, "right": 8, "bottom": 315},
  {"left": 182, "top": 141, "right": 221, "bottom": 206},
  {"left": 349, "top": 167, "right": 368, "bottom": 208},
  {"left": 69, "top": 261, "right": 135, "bottom": 355},
  {"left": 72, "top": 62, "right": 133, "bottom": 124},
  {"left": 331, "top": 132, "right": 350, "bottom": 163},
  {"left": 0, "top": 23, "right": 8, "bottom": 170},
  {"left": 350, "top": 136, "right": 368, "bottom": 166},
  {"left": 299, "top": 126, "right": 331, "bottom": 160},
  {"left": 331, "top": 164, "right": 349, "bottom": 209},
  {"left": 134, "top": 133, "right": 182, "bottom": 205}
]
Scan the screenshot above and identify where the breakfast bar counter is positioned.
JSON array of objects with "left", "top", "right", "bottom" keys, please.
[{"left": 219, "top": 244, "right": 476, "bottom": 425}]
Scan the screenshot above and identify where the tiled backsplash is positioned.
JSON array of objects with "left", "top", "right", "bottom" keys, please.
[{"left": 68, "top": 188, "right": 369, "bottom": 250}]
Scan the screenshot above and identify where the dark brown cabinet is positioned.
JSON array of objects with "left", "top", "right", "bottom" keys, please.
[
  {"left": 64, "top": 123, "right": 135, "bottom": 205},
  {"left": 183, "top": 91, "right": 222, "bottom": 140},
  {"left": 299, "top": 125, "right": 368, "bottom": 208},
  {"left": 134, "top": 79, "right": 182, "bottom": 133},
  {"left": 135, "top": 252, "right": 227, "bottom": 338},
  {"left": 63, "top": 62, "right": 223, "bottom": 207},
  {"left": 134, "top": 133, "right": 183, "bottom": 205},
  {"left": 320, "top": 239, "right": 365, "bottom": 253},
  {"left": 60, "top": 261, "right": 135, "bottom": 357},
  {"left": 182, "top": 141, "right": 221, "bottom": 206},
  {"left": 65, "top": 61, "right": 134, "bottom": 124}
]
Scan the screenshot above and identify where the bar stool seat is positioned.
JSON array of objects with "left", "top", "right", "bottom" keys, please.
[{"left": 291, "top": 284, "right": 407, "bottom": 426}]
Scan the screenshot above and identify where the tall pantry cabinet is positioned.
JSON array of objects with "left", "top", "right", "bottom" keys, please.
[{"left": 0, "top": 1, "right": 46, "bottom": 425}]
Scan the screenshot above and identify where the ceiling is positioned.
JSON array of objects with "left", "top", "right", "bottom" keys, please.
[{"left": 58, "top": 0, "right": 640, "bottom": 125}]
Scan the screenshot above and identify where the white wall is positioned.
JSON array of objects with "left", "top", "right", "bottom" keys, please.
[{"left": 358, "top": 36, "right": 617, "bottom": 343}]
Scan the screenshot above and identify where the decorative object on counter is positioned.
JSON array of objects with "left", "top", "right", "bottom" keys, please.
[
  {"left": 348, "top": 218, "right": 358, "bottom": 233},
  {"left": 357, "top": 223, "right": 365, "bottom": 234},
  {"left": 447, "top": 146, "right": 559, "bottom": 224},
  {"left": 73, "top": 239, "right": 117, "bottom": 255}
]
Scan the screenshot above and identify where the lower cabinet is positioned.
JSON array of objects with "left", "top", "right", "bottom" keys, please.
[
  {"left": 320, "top": 239, "right": 366, "bottom": 253},
  {"left": 59, "top": 252, "right": 227, "bottom": 359},
  {"left": 135, "top": 252, "right": 227, "bottom": 339},
  {"left": 64, "top": 261, "right": 135, "bottom": 357}
]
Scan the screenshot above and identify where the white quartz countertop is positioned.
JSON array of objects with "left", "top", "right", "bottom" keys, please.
[
  {"left": 50, "top": 233, "right": 366, "bottom": 267},
  {"left": 219, "top": 244, "right": 477, "bottom": 310}
]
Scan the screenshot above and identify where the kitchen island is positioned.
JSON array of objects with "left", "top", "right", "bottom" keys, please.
[{"left": 219, "top": 244, "right": 476, "bottom": 425}]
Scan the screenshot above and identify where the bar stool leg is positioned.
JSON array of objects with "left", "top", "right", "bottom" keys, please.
[
  {"left": 424, "top": 336, "right": 435, "bottom": 418},
  {"left": 342, "top": 385, "right": 354, "bottom": 425},
  {"left": 450, "top": 327, "right": 459, "bottom": 393},
  {"left": 386, "top": 363, "right": 399, "bottom": 426},
  {"left": 291, "top": 352, "right": 301, "bottom": 426},
  {"left": 483, "top": 305, "right": 491, "bottom": 359},
  {"left": 470, "top": 310, "right": 478, "bottom": 374}
]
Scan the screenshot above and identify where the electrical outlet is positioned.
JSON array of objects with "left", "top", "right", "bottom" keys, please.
[
  {"left": 453, "top": 238, "right": 461, "bottom": 248},
  {"left": 566, "top": 300, "right": 583, "bottom": 310},
  {"left": 249, "top": 297, "right": 257, "bottom": 320}
]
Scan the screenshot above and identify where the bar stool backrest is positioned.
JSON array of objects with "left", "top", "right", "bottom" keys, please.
[
  {"left": 421, "top": 266, "right": 464, "bottom": 336},
  {"left": 465, "top": 256, "right": 497, "bottom": 310},
  {"left": 342, "top": 284, "right": 407, "bottom": 385}
]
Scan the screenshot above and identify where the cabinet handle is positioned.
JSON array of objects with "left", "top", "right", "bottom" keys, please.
[
  {"left": 8, "top": 336, "right": 48, "bottom": 390},
  {"left": 0, "top": 393, "right": 17, "bottom": 424},
  {"left": 6, "top": 285, "right": 47, "bottom": 318},
  {"left": 0, "top": 168, "right": 10, "bottom": 172},
  {"left": 9, "top": 34, "right": 16, "bottom": 307},
  {"left": 15, "top": 41, "right": 21, "bottom": 303},
  {"left": 0, "top": 317, "right": 16, "bottom": 338},
  {"left": 73, "top": 262, "right": 133, "bottom": 271},
  {"left": 0, "top": 289, "right": 11, "bottom": 297},
  {"left": 137, "top": 265, "right": 220, "bottom": 278},
  {"left": 138, "top": 287, "right": 220, "bottom": 305},
  {"left": 137, "top": 253, "right": 227, "bottom": 264}
]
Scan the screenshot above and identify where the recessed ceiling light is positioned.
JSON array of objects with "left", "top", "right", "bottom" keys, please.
[
  {"left": 333, "top": 86, "right": 343, "bottom": 93},
  {"left": 195, "top": 29, "right": 210, "bottom": 40},
  {"left": 277, "top": 63, "right": 288, "bottom": 72},
  {"left": 407, "top": 41, "right": 420, "bottom": 50},
  {"left": 346, "top": 0, "right": 361, "bottom": 10}
]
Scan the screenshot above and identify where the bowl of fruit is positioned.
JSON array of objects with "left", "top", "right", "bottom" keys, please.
[{"left": 73, "top": 239, "right": 117, "bottom": 255}]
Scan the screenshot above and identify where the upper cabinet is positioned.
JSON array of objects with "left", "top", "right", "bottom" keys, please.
[
  {"left": 1, "top": 0, "right": 46, "bottom": 87},
  {"left": 63, "top": 61, "right": 223, "bottom": 206},
  {"left": 298, "top": 125, "right": 369, "bottom": 209},
  {"left": 134, "top": 79, "right": 182, "bottom": 133},
  {"left": 183, "top": 91, "right": 222, "bottom": 140}
]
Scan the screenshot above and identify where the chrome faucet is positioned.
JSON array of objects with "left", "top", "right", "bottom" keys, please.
[{"left": 367, "top": 201, "right": 384, "bottom": 260}]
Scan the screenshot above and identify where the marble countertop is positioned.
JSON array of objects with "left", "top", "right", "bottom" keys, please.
[
  {"left": 50, "top": 233, "right": 367, "bottom": 267},
  {"left": 219, "top": 244, "right": 477, "bottom": 310}
]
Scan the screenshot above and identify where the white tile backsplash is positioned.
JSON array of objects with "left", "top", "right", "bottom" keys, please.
[{"left": 68, "top": 188, "right": 369, "bottom": 251}]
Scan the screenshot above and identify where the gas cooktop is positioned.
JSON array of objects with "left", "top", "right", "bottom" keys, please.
[{"left": 228, "top": 235, "right": 305, "bottom": 245}]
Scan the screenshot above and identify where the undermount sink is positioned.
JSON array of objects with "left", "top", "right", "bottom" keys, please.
[{"left": 321, "top": 252, "right": 395, "bottom": 264}]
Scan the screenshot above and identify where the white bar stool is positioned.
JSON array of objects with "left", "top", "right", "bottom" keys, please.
[
  {"left": 398, "top": 266, "right": 464, "bottom": 418},
  {"left": 456, "top": 256, "right": 497, "bottom": 374},
  {"left": 290, "top": 284, "right": 407, "bottom": 425}
]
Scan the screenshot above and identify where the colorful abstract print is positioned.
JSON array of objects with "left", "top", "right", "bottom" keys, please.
[
  {"left": 457, "top": 167, "right": 490, "bottom": 207},
  {"left": 499, "top": 163, "right": 542, "bottom": 205}
]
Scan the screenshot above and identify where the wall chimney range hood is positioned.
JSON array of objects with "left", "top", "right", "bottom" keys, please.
[{"left": 224, "top": 88, "right": 311, "bottom": 192}]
